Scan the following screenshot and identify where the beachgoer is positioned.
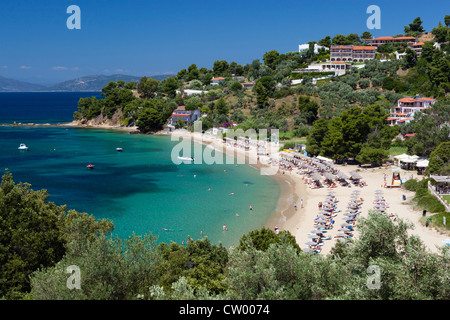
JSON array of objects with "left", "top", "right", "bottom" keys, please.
[
  {"left": 274, "top": 226, "right": 279, "bottom": 234},
  {"left": 300, "top": 199, "right": 303, "bottom": 208},
  {"left": 294, "top": 203, "right": 297, "bottom": 210},
  {"left": 223, "top": 224, "right": 228, "bottom": 231},
  {"left": 249, "top": 205, "right": 253, "bottom": 210}
]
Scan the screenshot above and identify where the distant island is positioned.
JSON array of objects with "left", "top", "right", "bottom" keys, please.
[{"left": 0, "top": 74, "right": 173, "bottom": 92}]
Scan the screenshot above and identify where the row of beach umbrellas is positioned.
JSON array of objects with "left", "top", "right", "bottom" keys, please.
[
  {"left": 304, "top": 190, "right": 339, "bottom": 253},
  {"left": 335, "top": 190, "right": 363, "bottom": 240}
]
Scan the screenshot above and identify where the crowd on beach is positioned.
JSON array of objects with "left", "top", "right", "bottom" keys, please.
[{"left": 277, "top": 152, "right": 368, "bottom": 190}]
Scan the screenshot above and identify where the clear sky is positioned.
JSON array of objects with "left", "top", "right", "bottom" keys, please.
[{"left": 0, "top": 0, "right": 448, "bottom": 84}]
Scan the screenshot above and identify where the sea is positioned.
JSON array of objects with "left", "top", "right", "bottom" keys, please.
[{"left": 0, "top": 92, "right": 281, "bottom": 247}]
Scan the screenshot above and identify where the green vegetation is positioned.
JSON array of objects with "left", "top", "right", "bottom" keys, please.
[
  {"left": 0, "top": 170, "right": 114, "bottom": 299},
  {"left": 403, "top": 178, "right": 446, "bottom": 213},
  {"left": 427, "top": 141, "right": 450, "bottom": 175},
  {"left": 1, "top": 171, "right": 448, "bottom": 300},
  {"left": 306, "top": 104, "right": 397, "bottom": 164}
]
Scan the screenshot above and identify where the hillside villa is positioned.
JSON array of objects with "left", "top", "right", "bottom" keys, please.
[
  {"left": 211, "top": 77, "right": 225, "bottom": 85},
  {"left": 330, "top": 45, "right": 376, "bottom": 63},
  {"left": 409, "top": 42, "right": 425, "bottom": 56},
  {"left": 386, "top": 96, "right": 437, "bottom": 126},
  {"left": 168, "top": 106, "right": 201, "bottom": 127},
  {"left": 297, "top": 61, "right": 352, "bottom": 75}
]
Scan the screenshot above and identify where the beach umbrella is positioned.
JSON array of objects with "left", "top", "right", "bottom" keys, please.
[
  {"left": 336, "top": 233, "right": 350, "bottom": 238},
  {"left": 305, "top": 242, "right": 317, "bottom": 246},
  {"left": 324, "top": 172, "right": 335, "bottom": 180},
  {"left": 308, "top": 234, "right": 321, "bottom": 239},
  {"left": 315, "top": 218, "right": 328, "bottom": 223},
  {"left": 350, "top": 172, "right": 362, "bottom": 180},
  {"left": 341, "top": 223, "right": 353, "bottom": 227},
  {"left": 310, "top": 230, "right": 326, "bottom": 234}
]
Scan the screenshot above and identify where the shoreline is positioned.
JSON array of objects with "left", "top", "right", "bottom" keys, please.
[
  {"left": 169, "top": 129, "right": 304, "bottom": 237},
  {"left": 170, "top": 129, "right": 448, "bottom": 255},
  {"left": 5, "top": 122, "right": 446, "bottom": 254}
]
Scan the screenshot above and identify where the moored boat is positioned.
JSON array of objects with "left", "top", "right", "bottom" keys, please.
[{"left": 18, "top": 143, "right": 29, "bottom": 151}]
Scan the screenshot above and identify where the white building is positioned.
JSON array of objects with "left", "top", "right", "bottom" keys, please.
[
  {"left": 386, "top": 96, "right": 437, "bottom": 126},
  {"left": 298, "top": 43, "right": 329, "bottom": 55}
]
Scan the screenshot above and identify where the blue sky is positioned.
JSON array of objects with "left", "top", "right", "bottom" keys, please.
[{"left": 0, "top": 0, "right": 448, "bottom": 84}]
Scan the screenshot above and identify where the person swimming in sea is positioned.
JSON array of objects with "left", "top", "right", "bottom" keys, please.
[
  {"left": 223, "top": 224, "right": 228, "bottom": 231},
  {"left": 249, "top": 205, "right": 253, "bottom": 210}
]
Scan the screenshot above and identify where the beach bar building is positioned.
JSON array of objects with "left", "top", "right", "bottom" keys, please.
[{"left": 428, "top": 176, "right": 450, "bottom": 212}]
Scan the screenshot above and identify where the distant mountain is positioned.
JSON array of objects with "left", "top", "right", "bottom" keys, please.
[
  {"left": 0, "top": 74, "right": 174, "bottom": 92},
  {"left": 0, "top": 75, "right": 47, "bottom": 92},
  {"left": 44, "top": 74, "right": 142, "bottom": 92}
]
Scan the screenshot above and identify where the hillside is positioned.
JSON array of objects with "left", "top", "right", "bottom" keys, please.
[
  {"left": 0, "top": 74, "right": 173, "bottom": 92},
  {"left": 0, "top": 75, "right": 47, "bottom": 92}
]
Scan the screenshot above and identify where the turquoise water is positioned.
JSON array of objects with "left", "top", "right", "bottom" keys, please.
[{"left": 0, "top": 93, "right": 281, "bottom": 247}]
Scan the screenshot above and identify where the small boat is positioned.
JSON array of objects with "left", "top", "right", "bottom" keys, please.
[
  {"left": 87, "top": 164, "right": 95, "bottom": 169},
  {"left": 116, "top": 148, "right": 123, "bottom": 152},
  {"left": 178, "top": 156, "right": 194, "bottom": 161},
  {"left": 18, "top": 143, "right": 29, "bottom": 151}
]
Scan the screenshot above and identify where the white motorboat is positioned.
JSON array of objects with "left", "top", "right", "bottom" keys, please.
[
  {"left": 178, "top": 156, "right": 194, "bottom": 161},
  {"left": 116, "top": 148, "right": 123, "bottom": 152},
  {"left": 18, "top": 143, "right": 29, "bottom": 151}
]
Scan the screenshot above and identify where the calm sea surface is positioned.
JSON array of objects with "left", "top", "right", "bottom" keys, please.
[{"left": 0, "top": 92, "right": 280, "bottom": 247}]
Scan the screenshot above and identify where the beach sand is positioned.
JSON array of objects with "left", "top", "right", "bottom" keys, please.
[{"left": 154, "top": 129, "right": 450, "bottom": 255}]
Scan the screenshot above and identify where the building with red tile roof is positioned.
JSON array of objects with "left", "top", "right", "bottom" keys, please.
[
  {"left": 330, "top": 45, "right": 376, "bottom": 63},
  {"left": 387, "top": 96, "right": 437, "bottom": 126},
  {"left": 362, "top": 36, "right": 417, "bottom": 46}
]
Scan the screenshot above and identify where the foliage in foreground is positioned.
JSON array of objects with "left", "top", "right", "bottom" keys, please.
[{"left": 1, "top": 172, "right": 449, "bottom": 300}]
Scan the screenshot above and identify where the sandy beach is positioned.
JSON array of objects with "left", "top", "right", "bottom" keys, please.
[{"left": 170, "top": 129, "right": 449, "bottom": 255}]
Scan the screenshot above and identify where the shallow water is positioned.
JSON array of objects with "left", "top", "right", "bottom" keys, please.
[{"left": 0, "top": 93, "right": 281, "bottom": 247}]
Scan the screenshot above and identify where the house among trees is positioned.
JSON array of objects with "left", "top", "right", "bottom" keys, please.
[
  {"left": 330, "top": 45, "right": 376, "bottom": 63},
  {"left": 241, "top": 82, "right": 254, "bottom": 88},
  {"left": 386, "top": 96, "right": 437, "bottom": 126},
  {"left": 298, "top": 43, "right": 329, "bottom": 55},
  {"left": 169, "top": 106, "right": 201, "bottom": 126},
  {"left": 211, "top": 77, "right": 225, "bottom": 85},
  {"left": 409, "top": 41, "right": 425, "bottom": 56},
  {"left": 306, "top": 61, "right": 352, "bottom": 75}
]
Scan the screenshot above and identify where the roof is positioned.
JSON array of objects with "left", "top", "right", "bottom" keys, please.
[
  {"left": 404, "top": 133, "right": 415, "bottom": 137},
  {"left": 371, "top": 36, "right": 395, "bottom": 41},
  {"left": 397, "top": 118, "right": 412, "bottom": 123},
  {"left": 430, "top": 175, "right": 450, "bottom": 183},
  {"left": 211, "top": 77, "right": 225, "bottom": 81},
  {"left": 411, "top": 42, "right": 424, "bottom": 47},
  {"left": 395, "top": 36, "right": 417, "bottom": 40},
  {"left": 176, "top": 106, "right": 185, "bottom": 110},
  {"left": 330, "top": 45, "right": 375, "bottom": 50},
  {"left": 172, "top": 114, "right": 190, "bottom": 118},
  {"left": 352, "top": 46, "right": 376, "bottom": 50},
  {"left": 399, "top": 97, "right": 437, "bottom": 103}
]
